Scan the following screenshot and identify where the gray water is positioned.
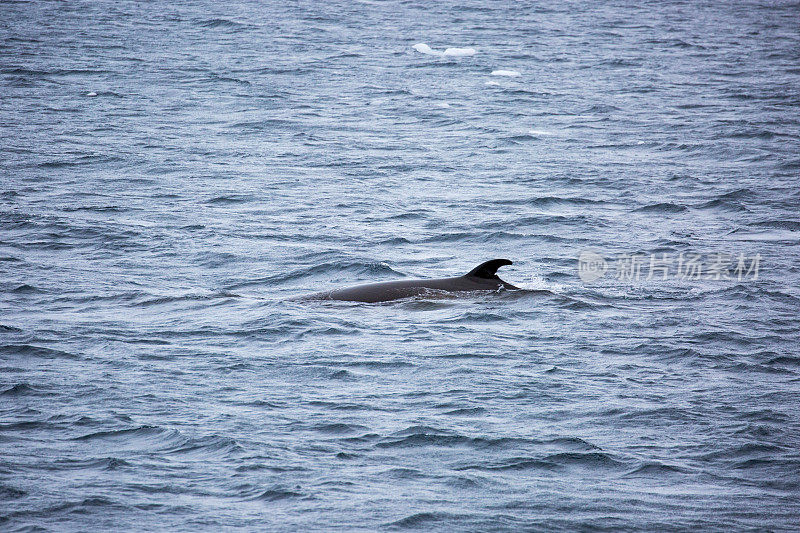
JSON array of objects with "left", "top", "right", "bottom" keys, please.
[{"left": 2, "top": 0, "right": 800, "bottom": 531}]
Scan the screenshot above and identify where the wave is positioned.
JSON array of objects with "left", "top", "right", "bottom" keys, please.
[
  {"left": 194, "top": 18, "right": 248, "bottom": 29},
  {"left": 74, "top": 425, "right": 185, "bottom": 450},
  {"left": 8, "top": 283, "right": 42, "bottom": 294},
  {"left": 53, "top": 457, "right": 132, "bottom": 471},
  {"left": 749, "top": 219, "right": 800, "bottom": 231},
  {"left": 230, "top": 261, "right": 405, "bottom": 288},
  {"left": 543, "top": 437, "right": 601, "bottom": 450},
  {"left": 1, "top": 383, "right": 45, "bottom": 396},
  {"left": 623, "top": 462, "right": 691, "bottom": 477},
  {"left": 582, "top": 103, "right": 621, "bottom": 113},
  {"left": 0, "top": 67, "right": 112, "bottom": 77},
  {"left": 326, "top": 359, "right": 415, "bottom": 369},
  {"left": 61, "top": 205, "right": 125, "bottom": 213},
  {"left": 700, "top": 443, "right": 787, "bottom": 461},
  {"left": 0, "top": 485, "right": 27, "bottom": 500},
  {"left": 458, "top": 451, "right": 624, "bottom": 471},
  {"left": 36, "top": 154, "right": 124, "bottom": 168},
  {"left": 633, "top": 202, "right": 687, "bottom": 213},
  {"left": 134, "top": 291, "right": 240, "bottom": 307},
  {"left": 245, "top": 486, "right": 305, "bottom": 502},
  {"left": 766, "top": 355, "right": 800, "bottom": 366},
  {"left": 442, "top": 407, "right": 486, "bottom": 416},
  {"left": 694, "top": 198, "right": 748, "bottom": 212},
  {"left": 386, "top": 512, "right": 462, "bottom": 528},
  {"left": 204, "top": 194, "right": 253, "bottom": 204},
  {"left": 0, "top": 344, "right": 78, "bottom": 359},
  {"left": 166, "top": 435, "right": 244, "bottom": 458},
  {"left": 312, "top": 422, "right": 370, "bottom": 434}
]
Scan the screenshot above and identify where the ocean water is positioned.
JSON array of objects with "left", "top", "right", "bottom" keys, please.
[{"left": 2, "top": 0, "right": 800, "bottom": 530}]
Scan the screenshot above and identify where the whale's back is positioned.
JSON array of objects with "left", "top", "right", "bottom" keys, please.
[{"left": 303, "top": 259, "right": 518, "bottom": 303}]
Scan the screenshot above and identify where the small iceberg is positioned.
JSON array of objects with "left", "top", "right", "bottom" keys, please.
[
  {"left": 413, "top": 43, "right": 476, "bottom": 57},
  {"left": 413, "top": 43, "right": 437, "bottom": 55},
  {"left": 442, "top": 47, "right": 476, "bottom": 57},
  {"left": 491, "top": 69, "right": 521, "bottom": 77}
]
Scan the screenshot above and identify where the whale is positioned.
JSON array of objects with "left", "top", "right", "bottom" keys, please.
[{"left": 304, "top": 259, "right": 520, "bottom": 303}]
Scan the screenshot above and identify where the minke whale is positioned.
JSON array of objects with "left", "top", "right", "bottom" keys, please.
[{"left": 304, "top": 259, "right": 520, "bottom": 303}]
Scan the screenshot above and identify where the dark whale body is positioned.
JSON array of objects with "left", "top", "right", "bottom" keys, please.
[{"left": 307, "top": 259, "right": 519, "bottom": 303}]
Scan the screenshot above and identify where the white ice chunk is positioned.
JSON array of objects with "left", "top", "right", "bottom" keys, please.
[
  {"left": 491, "top": 69, "right": 521, "bottom": 76},
  {"left": 413, "top": 43, "right": 476, "bottom": 57},
  {"left": 413, "top": 43, "right": 439, "bottom": 55},
  {"left": 442, "top": 47, "right": 476, "bottom": 57}
]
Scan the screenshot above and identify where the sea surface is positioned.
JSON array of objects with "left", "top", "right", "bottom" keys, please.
[{"left": 2, "top": 0, "right": 800, "bottom": 530}]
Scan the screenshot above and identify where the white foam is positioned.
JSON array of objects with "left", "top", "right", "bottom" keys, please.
[
  {"left": 517, "top": 275, "right": 563, "bottom": 292},
  {"left": 485, "top": 80, "right": 501, "bottom": 86},
  {"left": 491, "top": 69, "right": 521, "bottom": 77},
  {"left": 436, "top": 102, "right": 451, "bottom": 108},
  {"left": 528, "top": 129, "right": 554, "bottom": 136},
  {"left": 413, "top": 43, "right": 476, "bottom": 57}
]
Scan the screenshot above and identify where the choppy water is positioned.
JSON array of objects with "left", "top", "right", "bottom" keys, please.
[{"left": 2, "top": 0, "right": 800, "bottom": 530}]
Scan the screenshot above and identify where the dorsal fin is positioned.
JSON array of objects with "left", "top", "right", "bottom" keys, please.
[{"left": 465, "top": 259, "right": 513, "bottom": 279}]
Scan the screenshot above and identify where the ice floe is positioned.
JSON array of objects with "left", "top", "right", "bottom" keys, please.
[
  {"left": 490, "top": 69, "right": 521, "bottom": 77},
  {"left": 413, "top": 43, "right": 476, "bottom": 57}
]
